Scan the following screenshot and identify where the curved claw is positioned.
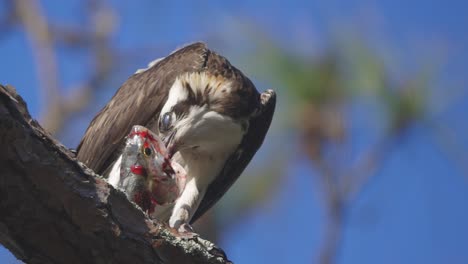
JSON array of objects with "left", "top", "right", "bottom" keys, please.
[{"left": 175, "top": 223, "right": 197, "bottom": 239}]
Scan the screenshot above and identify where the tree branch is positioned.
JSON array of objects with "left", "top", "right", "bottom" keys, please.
[{"left": 0, "top": 85, "right": 231, "bottom": 264}]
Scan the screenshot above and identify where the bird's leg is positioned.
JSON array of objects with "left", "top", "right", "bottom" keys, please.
[{"left": 169, "top": 177, "right": 205, "bottom": 234}]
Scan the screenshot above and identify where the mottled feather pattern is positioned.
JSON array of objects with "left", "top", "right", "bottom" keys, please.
[{"left": 169, "top": 71, "right": 258, "bottom": 121}]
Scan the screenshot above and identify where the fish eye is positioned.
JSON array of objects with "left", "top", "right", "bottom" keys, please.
[
  {"left": 159, "top": 112, "right": 173, "bottom": 132},
  {"left": 143, "top": 147, "right": 152, "bottom": 156}
]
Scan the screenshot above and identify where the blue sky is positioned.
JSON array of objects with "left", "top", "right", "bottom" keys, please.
[{"left": 0, "top": 1, "right": 467, "bottom": 263}]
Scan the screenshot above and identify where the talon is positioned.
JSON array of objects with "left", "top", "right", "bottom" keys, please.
[
  {"left": 179, "top": 223, "right": 194, "bottom": 233},
  {"left": 171, "top": 222, "right": 197, "bottom": 239}
]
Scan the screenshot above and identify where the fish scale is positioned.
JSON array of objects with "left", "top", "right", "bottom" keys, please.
[{"left": 118, "top": 125, "right": 186, "bottom": 216}]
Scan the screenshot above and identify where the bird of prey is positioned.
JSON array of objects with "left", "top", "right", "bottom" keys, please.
[{"left": 77, "top": 42, "right": 276, "bottom": 232}]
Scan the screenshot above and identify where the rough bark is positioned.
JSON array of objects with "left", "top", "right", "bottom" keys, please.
[{"left": 0, "top": 85, "right": 231, "bottom": 264}]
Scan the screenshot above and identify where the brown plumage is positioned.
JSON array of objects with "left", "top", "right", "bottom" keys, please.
[{"left": 77, "top": 42, "right": 276, "bottom": 224}]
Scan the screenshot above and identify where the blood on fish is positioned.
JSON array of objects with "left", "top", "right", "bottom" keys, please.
[
  {"left": 130, "top": 164, "right": 146, "bottom": 175},
  {"left": 128, "top": 130, "right": 154, "bottom": 141},
  {"left": 133, "top": 191, "right": 155, "bottom": 214},
  {"left": 161, "top": 157, "right": 175, "bottom": 175},
  {"left": 120, "top": 125, "right": 186, "bottom": 215},
  {"left": 128, "top": 130, "right": 164, "bottom": 153},
  {"left": 143, "top": 141, "right": 153, "bottom": 152},
  {"left": 150, "top": 196, "right": 159, "bottom": 206}
]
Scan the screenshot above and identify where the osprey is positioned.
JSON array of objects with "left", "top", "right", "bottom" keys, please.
[{"left": 77, "top": 42, "right": 276, "bottom": 232}]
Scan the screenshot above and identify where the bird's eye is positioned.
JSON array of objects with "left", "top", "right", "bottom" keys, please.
[
  {"left": 159, "top": 112, "right": 173, "bottom": 132},
  {"left": 143, "top": 147, "right": 152, "bottom": 157}
]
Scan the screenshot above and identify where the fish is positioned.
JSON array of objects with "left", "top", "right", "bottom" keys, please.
[{"left": 118, "top": 125, "right": 186, "bottom": 215}]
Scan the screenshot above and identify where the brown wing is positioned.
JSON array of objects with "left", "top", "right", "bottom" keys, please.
[
  {"left": 191, "top": 89, "right": 276, "bottom": 223},
  {"left": 77, "top": 42, "right": 210, "bottom": 174}
]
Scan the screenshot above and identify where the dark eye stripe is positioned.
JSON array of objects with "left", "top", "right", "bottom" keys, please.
[
  {"left": 171, "top": 101, "right": 190, "bottom": 119},
  {"left": 184, "top": 81, "right": 206, "bottom": 106},
  {"left": 166, "top": 81, "right": 212, "bottom": 122}
]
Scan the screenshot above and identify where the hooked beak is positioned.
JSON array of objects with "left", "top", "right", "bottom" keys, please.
[
  {"left": 163, "top": 130, "right": 178, "bottom": 158},
  {"left": 163, "top": 128, "right": 197, "bottom": 158}
]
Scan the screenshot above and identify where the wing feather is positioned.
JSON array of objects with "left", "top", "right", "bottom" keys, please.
[
  {"left": 77, "top": 42, "right": 277, "bottom": 225},
  {"left": 77, "top": 42, "right": 209, "bottom": 174}
]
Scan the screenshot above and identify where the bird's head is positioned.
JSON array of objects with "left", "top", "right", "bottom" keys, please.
[{"left": 157, "top": 72, "right": 249, "bottom": 158}]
